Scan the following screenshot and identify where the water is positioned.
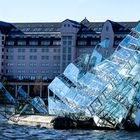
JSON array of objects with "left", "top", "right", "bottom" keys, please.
[{"left": 0, "top": 116, "right": 140, "bottom": 140}]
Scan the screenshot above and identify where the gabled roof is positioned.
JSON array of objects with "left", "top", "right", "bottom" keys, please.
[
  {"left": 107, "top": 20, "right": 136, "bottom": 33},
  {"left": 67, "top": 19, "right": 80, "bottom": 25},
  {"left": 0, "top": 21, "right": 13, "bottom": 34},
  {"left": 118, "top": 22, "right": 138, "bottom": 30},
  {"left": 81, "top": 17, "right": 90, "bottom": 26}
]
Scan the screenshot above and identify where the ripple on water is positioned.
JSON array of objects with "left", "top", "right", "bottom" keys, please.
[{"left": 0, "top": 119, "right": 140, "bottom": 140}]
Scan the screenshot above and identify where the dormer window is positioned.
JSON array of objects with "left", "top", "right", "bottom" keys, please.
[
  {"left": 6, "top": 41, "right": 14, "bottom": 46},
  {"left": 106, "top": 26, "right": 109, "bottom": 31}
]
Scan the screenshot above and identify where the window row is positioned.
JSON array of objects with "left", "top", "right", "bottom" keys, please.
[
  {"left": 6, "top": 40, "right": 61, "bottom": 46},
  {"left": 5, "top": 55, "right": 50, "bottom": 60},
  {"left": 5, "top": 48, "right": 58, "bottom": 53},
  {"left": 6, "top": 69, "right": 60, "bottom": 74},
  {"left": 16, "top": 76, "right": 49, "bottom": 81},
  {"left": 5, "top": 63, "right": 60, "bottom": 67},
  {"left": 77, "top": 40, "right": 100, "bottom": 46},
  {"left": 80, "top": 35, "right": 100, "bottom": 38}
]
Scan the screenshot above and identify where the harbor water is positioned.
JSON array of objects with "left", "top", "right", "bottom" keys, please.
[{"left": 1, "top": 115, "right": 140, "bottom": 140}]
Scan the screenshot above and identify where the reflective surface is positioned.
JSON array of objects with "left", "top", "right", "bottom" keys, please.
[{"left": 48, "top": 23, "right": 140, "bottom": 129}]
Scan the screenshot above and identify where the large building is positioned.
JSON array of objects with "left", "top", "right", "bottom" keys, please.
[{"left": 0, "top": 18, "right": 138, "bottom": 81}]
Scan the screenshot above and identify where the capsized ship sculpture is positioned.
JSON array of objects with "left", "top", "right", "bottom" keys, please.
[{"left": 48, "top": 23, "right": 140, "bottom": 129}]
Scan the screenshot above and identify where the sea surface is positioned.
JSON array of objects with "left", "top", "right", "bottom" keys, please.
[{"left": 0, "top": 115, "right": 140, "bottom": 140}]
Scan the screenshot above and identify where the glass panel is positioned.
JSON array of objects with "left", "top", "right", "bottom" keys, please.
[
  {"left": 48, "top": 23, "right": 140, "bottom": 128},
  {"left": 63, "top": 63, "right": 81, "bottom": 84},
  {"left": 133, "top": 23, "right": 140, "bottom": 33}
]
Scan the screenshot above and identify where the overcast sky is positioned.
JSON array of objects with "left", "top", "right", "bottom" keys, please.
[{"left": 0, "top": 0, "right": 139, "bottom": 23}]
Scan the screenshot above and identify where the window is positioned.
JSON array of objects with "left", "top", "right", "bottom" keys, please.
[
  {"left": 81, "top": 35, "right": 88, "bottom": 38},
  {"left": 18, "top": 56, "right": 25, "bottom": 60},
  {"left": 8, "top": 48, "right": 14, "bottom": 53},
  {"left": 62, "top": 55, "right": 66, "bottom": 60},
  {"left": 68, "top": 55, "right": 71, "bottom": 61},
  {"left": 106, "top": 26, "right": 109, "bottom": 31},
  {"left": 53, "top": 48, "right": 60, "bottom": 53},
  {"left": 41, "top": 56, "right": 49, "bottom": 60},
  {"left": 62, "top": 62, "right": 66, "bottom": 67},
  {"left": 57, "top": 48, "right": 60, "bottom": 53},
  {"left": 63, "top": 48, "right": 66, "bottom": 53},
  {"left": 53, "top": 56, "right": 60, "bottom": 60},
  {"left": 2, "top": 36, "right": 4, "bottom": 40},
  {"left": 53, "top": 70, "right": 60, "bottom": 74},
  {"left": 68, "top": 40, "right": 72, "bottom": 46},
  {"left": 17, "top": 63, "right": 25, "bottom": 66},
  {"left": 6, "top": 41, "right": 14, "bottom": 46},
  {"left": 41, "top": 40, "right": 50, "bottom": 46},
  {"left": 30, "top": 48, "right": 37, "bottom": 52},
  {"left": 7, "top": 63, "right": 14, "bottom": 66},
  {"left": 29, "top": 63, "right": 37, "bottom": 67},
  {"left": 53, "top": 40, "right": 61, "bottom": 46},
  {"left": 68, "top": 47, "right": 71, "bottom": 53},
  {"left": 6, "top": 70, "right": 13, "bottom": 73},
  {"left": 42, "top": 48, "right": 49, "bottom": 52},
  {"left": 31, "top": 35, "right": 39, "bottom": 38},
  {"left": 78, "top": 48, "right": 87, "bottom": 53},
  {"left": 41, "top": 63, "right": 49, "bottom": 67},
  {"left": 33, "top": 28, "right": 42, "bottom": 32},
  {"left": 17, "top": 70, "right": 25, "bottom": 73},
  {"left": 53, "top": 63, "right": 60, "bottom": 66},
  {"left": 29, "top": 70, "right": 37, "bottom": 74},
  {"left": 17, "top": 41, "right": 26, "bottom": 46},
  {"left": 91, "top": 41, "right": 97, "bottom": 45},
  {"left": 8, "top": 56, "right": 14, "bottom": 60},
  {"left": 30, "top": 55, "right": 37, "bottom": 60},
  {"left": 30, "top": 76, "right": 36, "bottom": 80},
  {"left": 63, "top": 40, "right": 67, "bottom": 45},
  {"left": 29, "top": 40, "right": 38, "bottom": 46},
  {"left": 41, "top": 70, "right": 49, "bottom": 74},
  {"left": 22, "top": 28, "right": 30, "bottom": 32},
  {"left": 18, "top": 48, "right": 25, "bottom": 53},
  {"left": 62, "top": 36, "right": 72, "bottom": 46},
  {"left": 53, "top": 48, "right": 56, "bottom": 52},
  {"left": 78, "top": 41, "right": 87, "bottom": 46}
]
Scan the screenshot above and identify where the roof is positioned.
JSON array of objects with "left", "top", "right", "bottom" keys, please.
[
  {"left": 118, "top": 22, "right": 138, "bottom": 30},
  {"left": 9, "top": 22, "right": 61, "bottom": 35},
  {"left": 81, "top": 17, "right": 90, "bottom": 26},
  {"left": 0, "top": 21, "right": 13, "bottom": 34},
  {"left": 107, "top": 20, "right": 138, "bottom": 33},
  {"left": 77, "top": 24, "right": 98, "bottom": 34},
  {"left": 0, "top": 20, "right": 139, "bottom": 35}
]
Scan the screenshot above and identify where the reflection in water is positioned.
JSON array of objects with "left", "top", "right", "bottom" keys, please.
[{"left": 0, "top": 115, "right": 140, "bottom": 140}]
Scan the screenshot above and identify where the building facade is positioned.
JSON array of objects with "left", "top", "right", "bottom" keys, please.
[{"left": 0, "top": 19, "right": 138, "bottom": 81}]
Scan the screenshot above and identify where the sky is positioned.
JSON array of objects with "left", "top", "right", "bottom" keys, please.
[{"left": 0, "top": 0, "right": 140, "bottom": 23}]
